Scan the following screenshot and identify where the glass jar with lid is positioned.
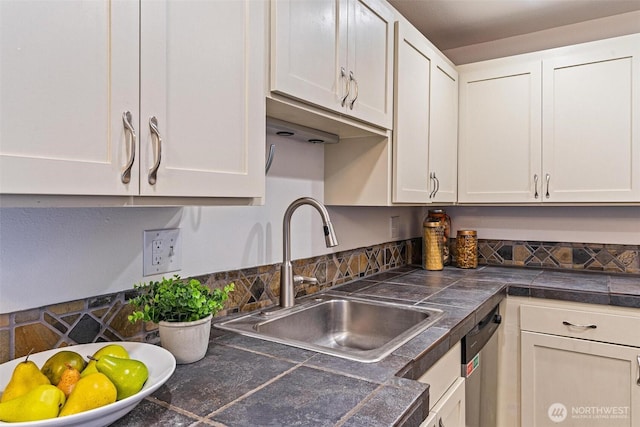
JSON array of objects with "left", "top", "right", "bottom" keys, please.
[
  {"left": 423, "top": 218, "right": 444, "bottom": 271},
  {"left": 456, "top": 230, "right": 478, "bottom": 269},
  {"left": 427, "top": 209, "right": 451, "bottom": 265}
]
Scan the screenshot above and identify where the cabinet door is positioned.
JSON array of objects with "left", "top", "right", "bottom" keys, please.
[
  {"left": 429, "top": 58, "right": 458, "bottom": 203},
  {"left": 346, "top": 0, "right": 394, "bottom": 129},
  {"left": 432, "top": 377, "right": 466, "bottom": 427},
  {"left": 0, "top": 0, "right": 139, "bottom": 195},
  {"left": 458, "top": 62, "right": 542, "bottom": 203},
  {"left": 521, "top": 331, "right": 640, "bottom": 427},
  {"left": 420, "top": 412, "right": 438, "bottom": 427},
  {"left": 392, "top": 21, "right": 432, "bottom": 203},
  {"left": 542, "top": 36, "right": 640, "bottom": 202},
  {"left": 271, "top": 0, "right": 347, "bottom": 114},
  {"left": 140, "top": 0, "right": 265, "bottom": 198}
]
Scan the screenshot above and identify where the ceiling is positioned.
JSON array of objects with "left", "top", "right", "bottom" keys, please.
[{"left": 387, "top": 0, "right": 640, "bottom": 51}]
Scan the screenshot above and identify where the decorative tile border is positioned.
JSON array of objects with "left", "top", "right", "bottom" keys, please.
[
  {"left": 474, "top": 240, "right": 639, "bottom": 273},
  {"left": 0, "top": 239, "right": 413, "bottom": 363}
]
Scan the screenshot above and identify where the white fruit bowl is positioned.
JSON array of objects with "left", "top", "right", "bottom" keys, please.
[{"left": 0, "top": 342, "right": 176, "bottom": 427}]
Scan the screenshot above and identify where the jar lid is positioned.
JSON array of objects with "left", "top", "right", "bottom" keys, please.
[
  {"left": 457, "top": 229, "right": 477, "bottom": 236},
  {"left": 428, "top": 209, "right": 445, "bottom": 214}
]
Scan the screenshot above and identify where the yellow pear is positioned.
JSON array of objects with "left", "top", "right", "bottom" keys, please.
[
  {"left": 81, "top": 344, "right": 129, "bottom": 377},
  {"left": 58, "top": 373, "right": 117, "bottom": 416},
  {"left": 0, "top": 384, "right": 65, "bottom": 422},
  {"left": 1, "top": 355, "right": 50, "bottom": 402}
]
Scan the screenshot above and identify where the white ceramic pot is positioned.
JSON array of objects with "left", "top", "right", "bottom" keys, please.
[{"left": 158, "top": 314, "right": 212, "bottom": 364}]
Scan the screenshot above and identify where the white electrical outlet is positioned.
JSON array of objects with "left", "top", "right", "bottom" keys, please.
[{"left": 143, "top": 228, "right": 182, "bottom": 276}]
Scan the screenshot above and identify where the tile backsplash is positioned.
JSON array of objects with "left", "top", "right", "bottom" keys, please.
[
  {"left": 1, "top": 239, "right": 414, "bottom": 363},
  {"left": 475, "top": 240, "right": 638, "bottom": 273},
  {"left": 1, "top": 237, "right": 637, "bottom": 363}
]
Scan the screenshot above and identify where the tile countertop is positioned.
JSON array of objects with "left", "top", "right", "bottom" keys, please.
[{"left": 111, "top": 266, "right": 640, "bottom": 427}]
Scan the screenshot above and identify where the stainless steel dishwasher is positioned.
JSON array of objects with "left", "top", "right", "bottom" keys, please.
[{"left": 462, "top": 304, "right": 502, "bottom": 427}]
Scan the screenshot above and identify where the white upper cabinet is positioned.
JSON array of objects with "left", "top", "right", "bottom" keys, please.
[
  {"left": 0, "top": 1, "right": 139, "bottom": 196},
  {"left": 429, "top": 57, "right": 458, "bottom": 204},
  {"left": 393, "top": 21, "right": 458, "bottom": 204},
  {"left": 458, "top": 34, "right": 640, "bottom": 204},
  {"left": 0, "top": 0, "right": 265, "bottom": 202},
  {"left": 458, "top": 61, "right": 542, "bottom": 203},
  {"left": 542, "top": 37, "right": 640, "bottom": 202},
  {"left": 393, "top": 21, "right": 432, "bottom": 203},
  {"left": 271, "top": 0, "right": 394, "bottom": 129},
  {"left": 325, "top": 19, "right": 457, "bottom": 206},
  {"left": 140, "top": 0, "right": 265, "bottom": 198}
]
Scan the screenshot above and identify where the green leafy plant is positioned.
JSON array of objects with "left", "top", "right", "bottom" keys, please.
[{"left": 127, "top": 275, "right": 234, "bottom": 324}]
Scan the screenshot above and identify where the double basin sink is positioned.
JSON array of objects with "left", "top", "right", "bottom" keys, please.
[{"left": 215, "top": 293, "right": 443, "bottom": 363}]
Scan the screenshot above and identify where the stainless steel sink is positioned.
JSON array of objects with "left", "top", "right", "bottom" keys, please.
[{"left": 214, "top": 293, "right": 443, "bottom": 363}]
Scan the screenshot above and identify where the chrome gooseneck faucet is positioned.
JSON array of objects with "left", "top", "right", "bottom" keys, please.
[{"left": 280, "top": 197, "right": 339, "bottom": 308}]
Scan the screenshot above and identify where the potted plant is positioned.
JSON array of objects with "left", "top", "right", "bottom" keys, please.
[{"left": 128, "top": 275, "right": 234, "bottom": 364}]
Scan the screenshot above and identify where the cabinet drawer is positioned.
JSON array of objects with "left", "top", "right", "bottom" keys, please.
[
  {"left": 417, "top": 341, "right": 461, "bottom": 408},
  {"left": 520, "top": 304, "right": 640, "bottom": 347}
]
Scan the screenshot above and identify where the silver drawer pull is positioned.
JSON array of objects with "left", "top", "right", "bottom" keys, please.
[
  {"left": 533, "top": 174, "right": 539, "bottom": 199},
  {"left": 637, "top": 355, "right": 640, "bottom": 386},
  {"left": 562, "top": 321, "right": 596, "bottom": 329}
]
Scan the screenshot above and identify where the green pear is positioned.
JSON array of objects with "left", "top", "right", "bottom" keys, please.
[
  {"left": 41, "top": 350, "right": 86, "bottom": 385},
  {"left": 81, "top": 344, "right": 129, "bottom": 377},
  {"left": 0, "top": 384, "right": 65, "bottom": 422},
  {"left": 93, "top": 355, "right": 148, "bottom": 400},
  {"left": 1, "top": 356, "right": 51, "bottom": 402}
]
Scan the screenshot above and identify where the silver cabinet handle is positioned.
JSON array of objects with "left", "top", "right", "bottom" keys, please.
[
  {"left": 265, "top": 143, "right": 275, "bottom": 174},
  {"left": 148, "top": 116, "right": 162, "bottom": 185},
  {"left": 434, "top": 174, "right": 440, "bottom": 197},
  {"left": 637, "top": 355, "right": 640, "bottom": 386},
  {"left": 121, "top": 111, "right": 136, "bottom": 184},
  {"left": 562, "top": 321, "right": 597, "bottom": 329},
  {"left": 533, "top": 174, "right": 539, "bottom": 199},
  {"left": 545, "top": 173, "right": 550, "bottom": 199},
  {"left": 340, "top": 67, "right": 351, "bottom": 107},
  {"left": 429, "top": 172, "right": 435, "bottom": 199},
  {"left": 349, "top": 71, "right": 359, "bottom": 109},
  {"left": 439, "top": 418, "right": 445, "bottom": 427}
]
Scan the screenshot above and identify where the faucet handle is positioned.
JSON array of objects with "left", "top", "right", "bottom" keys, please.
[{"left": 294, "top": 275, "right": 318, "bottom": 285}]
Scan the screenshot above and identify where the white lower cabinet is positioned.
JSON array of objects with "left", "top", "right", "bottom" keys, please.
[
  {"left": 422, "top": 377, "right": 466, "bottom": 427},
  {"left": 519, "top": 302, "right": 640, "bottom": 427},
  {"left": 418, "top": 342, "right": 466, "bottom": 427}
]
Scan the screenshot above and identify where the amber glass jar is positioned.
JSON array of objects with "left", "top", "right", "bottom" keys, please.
[{"left": 456, "top": 230, "right": 478, "bottom": 269}]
